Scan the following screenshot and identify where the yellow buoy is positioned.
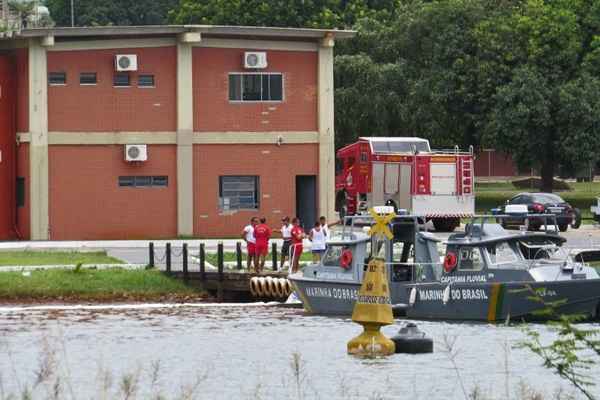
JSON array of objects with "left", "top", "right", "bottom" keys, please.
[{"left": 347, "top": 257, "right": 395, "bottom": 356}]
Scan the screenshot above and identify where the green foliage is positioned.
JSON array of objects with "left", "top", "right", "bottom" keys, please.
[
  {"left": 46, "top": 0, "right": 178, "bottom": 26},
  {"left": 517, "top": 284, "right": 600, "bottom": 399}
]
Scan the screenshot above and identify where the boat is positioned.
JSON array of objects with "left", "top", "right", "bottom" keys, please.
[{"left": 288, "top": 212, "right": 600, "bottom": 321}]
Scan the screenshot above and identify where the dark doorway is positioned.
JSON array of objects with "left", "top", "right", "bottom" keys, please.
[{"left": 296, "top": 175, "right": 317, "bottom": 231}]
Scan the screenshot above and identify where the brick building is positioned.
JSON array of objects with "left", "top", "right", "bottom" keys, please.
[{"left": 0, "top": 26, "right": 353, "bottom": 240}]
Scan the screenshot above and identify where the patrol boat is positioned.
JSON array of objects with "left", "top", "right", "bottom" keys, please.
[{"left": 288, "top": 213, "right": 600, "bottom": 321}]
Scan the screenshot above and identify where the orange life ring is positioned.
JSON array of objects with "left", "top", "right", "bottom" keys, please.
[
  {"left": 340, "top": 249, "right": 353, "bottom": 269},
  {"left": 443, "top": 252, "right": 457, "bottom": 273}
]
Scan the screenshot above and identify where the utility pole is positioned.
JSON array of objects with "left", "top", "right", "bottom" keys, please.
[{"left": 70, "top": 0, "right": 74, "bottom": 27}]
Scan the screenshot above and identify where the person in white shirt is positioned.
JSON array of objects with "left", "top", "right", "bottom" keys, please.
[
  {"left": 309, "top": 221, "right": 327, "bottom": 262},
  {"left": 274, "top": 216, "right": 293, "bottom": 269},
  {"left": 241, "top": 217, "right": 258, "bottom": 270},
  {"left": 319, "top": 216, "right": 339, "bottom": 241}
]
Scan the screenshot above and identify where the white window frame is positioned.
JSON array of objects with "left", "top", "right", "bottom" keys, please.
[
  {"left": 48, "top": 71, "right": 67, "bottom": 86},
  {"left": 228, "top": 72, "right": 284, "bottom": 103}
]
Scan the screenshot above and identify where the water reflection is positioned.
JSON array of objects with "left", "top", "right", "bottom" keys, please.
[{"left": 0, "top": 304, "right": 596, "bottom": 399}]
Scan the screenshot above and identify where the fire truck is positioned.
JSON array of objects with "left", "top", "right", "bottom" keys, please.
[{"left": 335, "top": 137, "right": 475, "bottom": 231}]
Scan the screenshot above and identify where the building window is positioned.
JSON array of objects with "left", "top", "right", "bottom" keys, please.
[
  {"left": 16, "top": 177, "right": 25, "bottom": 207},
  {"left": 48, "top": 72, "right": 66, "bottom": 85},
  {"left": 228, "top": 73, "right": 283, "bottom": 102},
  {"left": 118, "top": 176, "right": 168, "bottom": 187},
  {"left": 219, "top": 176, "right": 259, "bottom": 210},
  {"left": 138, "top": 74, "right": 155, "bottom": 87},
  {"left": 80, "top": 72, "right": 97, "bottom": 85},
  {"left": 114, "top": 73, "right": 131, "bottom": 87}
]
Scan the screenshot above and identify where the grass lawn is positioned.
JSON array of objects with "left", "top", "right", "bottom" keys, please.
[
  {"left": 0, "top": 269, "right": 201, "bottom": 301},
  {"left": 475, "top": 180, "right": 600, "bottom": 219},
  {"left": 0, "top": 251, "right": 123, "bottom": 267}
]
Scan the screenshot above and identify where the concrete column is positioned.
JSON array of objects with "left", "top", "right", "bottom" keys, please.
[
  {"left": 176, "top": 32, "right": 200, "bottom": 237},
  {"left": 28, "top": 39, "right": 50, "bottom": 240},
  {"left": 318, "top": 35, "right": 336, "bottom": 221}
]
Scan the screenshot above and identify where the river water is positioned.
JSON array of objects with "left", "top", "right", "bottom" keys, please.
[{"left": 0, "top": 303, "right": 598, "bottom": 400}]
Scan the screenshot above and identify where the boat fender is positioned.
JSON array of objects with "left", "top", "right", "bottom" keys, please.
[
  {"left": 443, "top": 285, "right": 451, "bottom": 305},
  {"left": 571, "top": 208, "right": 582, "bottom": 229},
  {"left": 443, "top": 252, "right": 457, "bottom": 273},
  {"left": 256, "top": 277, "right": 267, "bottom": 297},
  {"left": 265, "top": 276, "right": 275, "bottom": 297},
  {"left": 391, "top": 323, "right": 434, "bottom": 354},
  {"left": 272, "top": 278, "right": 282, "bottom": 297},
  {"left": 276, "top": 278, "right": 287, "bottom": 297},
  {"left": 409, "top": 287, "right": 417, "bottom": 306},
  {"left": 286, "top": 280, "right": 294, "bottom": 296},
  {"left": 249, "top": 277, "right": 258, "bottom": 297},
  {"left": 340, "top": 250, "right": 353, "bottom": 269}
]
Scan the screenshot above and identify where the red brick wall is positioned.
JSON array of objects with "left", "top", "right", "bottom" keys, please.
[
  {"left": 16, "top": 143, "right": 30, "bottom": 240},
  {"left": 193, "top": 48, "right": 318, "bottom": 132},
  {"left": 47, "top": 47, "right": 176, "bottom": 132},
  {"left": 15, "top": 48, "right": 28, "bottom": 133},
  {"left": 194, "top": 143, "right": 318, "bottom": 237},
  {"left": 475, "top": 150, "right": 518, "bottom": 177},
  {"left": 49, "top": 145, "right": 177, "bottom": 240}
]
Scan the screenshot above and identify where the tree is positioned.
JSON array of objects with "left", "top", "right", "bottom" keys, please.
[
  {"left": 478, "top": 0, "right": 600, "bottom": 191},
  {"left": 46, "top": 0, "right": 178, "bottom": 26}
]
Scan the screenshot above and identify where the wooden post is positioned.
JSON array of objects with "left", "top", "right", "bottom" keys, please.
[
  {"left": 166, "top": 242, "right": 172, "bottom": 274},
  {"left": 236, "top": 241, "right": 242, "bottom": 270},
  {"left": 272, "top": 242, "right": 278, "bottom": 271},
  {"left": 182, "top": 243, "right": 189, "bottom": 282},
  {"left": 217, "top": 241, "right": 224, "bottom": 302},
  {"left": 199, "top": 243, "right": 206, "bottom": 282},
  {"left": 148, "top": 242, "right": 154, "bottom": 268}
]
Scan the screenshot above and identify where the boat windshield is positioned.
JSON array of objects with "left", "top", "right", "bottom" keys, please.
[
  {"left": 485, "top": 242, "right": 527, "bottom": 269},
  {"left": 322, "top": 245, "right": 351, "bottom": 267}
]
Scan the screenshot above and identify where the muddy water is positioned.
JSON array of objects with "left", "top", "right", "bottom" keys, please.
[{"left": 0, "top": 303, "right": 598, "bottom": 400}]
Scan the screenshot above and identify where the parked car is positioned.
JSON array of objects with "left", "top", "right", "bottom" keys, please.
[{"left": 494, "top": 193, "right": 581, "bottom": 232}]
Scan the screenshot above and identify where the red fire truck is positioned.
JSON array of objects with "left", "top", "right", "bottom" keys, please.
[{"left": 335, "top": 137, "right": 475, "bottom": 231}]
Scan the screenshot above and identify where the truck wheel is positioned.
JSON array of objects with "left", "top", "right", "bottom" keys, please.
[
  {"left": 571, "top": 208, "right": 582, "bottom": 229},
  {"left": 432, "top": 218, "right": 459, "bottom": 232},
  {"left": 558, "top": 224, "right": 569, "bottom": 232}
]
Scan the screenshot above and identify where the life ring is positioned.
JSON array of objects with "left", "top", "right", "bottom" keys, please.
[
  {"left": 443, "top": 252, "right": 457, "bottom": 273},
  {"left": 340, "top": 250, "right": 353, "bottom": 269}
]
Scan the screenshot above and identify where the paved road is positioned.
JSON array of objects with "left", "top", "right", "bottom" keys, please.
[{"left": 2, "top": 225, "right": 600, "bottom": 270}]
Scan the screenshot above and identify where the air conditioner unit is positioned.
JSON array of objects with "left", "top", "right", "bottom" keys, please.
[
  {"left": 244, "top": 52, "right": 267, "bottom": 69},
  {"left": 115, "top": 54, "right": 138, "bottom": 71},
  {"left": 125, "top": 144, "right": 147, "bottom": 162}
]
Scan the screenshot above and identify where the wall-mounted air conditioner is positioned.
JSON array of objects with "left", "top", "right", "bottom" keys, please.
[
  {"left": 244, "top": 52, "right": 267, "bottom": 69},
  {"left": 115, "top": 54, "right": 138, "bottom": 71},
  {"left": 125, "top": 144, "right": 147, "bottom": 162}
]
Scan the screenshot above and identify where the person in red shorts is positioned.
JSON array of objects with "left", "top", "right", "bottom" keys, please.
[
  {"left": 241, "top": 217, "right": 258, "bottom": 271},
  {"left": 290, "top": 217, "right": 305, "bottom": 274},
  {"left": 253, "top": 217, "right": 272, "bottom": 273}
]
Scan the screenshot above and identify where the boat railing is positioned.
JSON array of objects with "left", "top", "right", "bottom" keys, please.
[
  {"left": 336, "top": 213, "right": 424, "bottom": 241},
  {"left": 467, "top": 213, "right": 560, "bottom": 238}
]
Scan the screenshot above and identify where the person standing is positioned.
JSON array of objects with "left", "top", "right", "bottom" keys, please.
[
  {"left": 274, "top": 216, "right": 292, "bottom": 269},
  {"left": 253, "top": 217, "right": 272, "bottom": 273},
  {"left": 319, "top": 216, "right": 339, "bottom": 239},
  {"left": 309, "top": 221, "right": 326, "bottom": 262},
  {"left": 241, "top": 217, "right": 258, "bottom": 271},
  {"left": 290, "top": 217, "right": 305, "bottom": 274}
]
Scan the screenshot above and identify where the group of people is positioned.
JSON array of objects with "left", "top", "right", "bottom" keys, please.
[{"left": 241, "top": 216, "right": 337, "bottom": 274}]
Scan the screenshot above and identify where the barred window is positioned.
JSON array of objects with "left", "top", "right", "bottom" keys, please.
[
  {"left": 118, "top": 176, "right": 168, "bottom": 188},
  {"left": 49, "top": 72, "right": 66, "bottom": 85},
  {"left": 138, "top": 74, "right": 155, "bottom": 87},
  {"left": 80, "top": 72, "right": 97, "bottom": 85},
  {"left": 228, "top": 73, "right": 283, "bottom": 102},
  {"left": 114, "top": 73, "right": 131, "bottom": 87},
  {"left": 219, "top": 176, "right": 259, "bottom": 210}
]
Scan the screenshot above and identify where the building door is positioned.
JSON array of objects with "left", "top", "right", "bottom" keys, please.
[
  {"left": 0, "top": 55, "right": 15, "bottom": 240},
  {"left": 296, "top": 175, "right": 317, "bottom": 231}
]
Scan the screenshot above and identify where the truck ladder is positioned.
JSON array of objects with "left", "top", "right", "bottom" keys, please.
[{"left": 460, "top": 157, "right": 473, "bottom": 194}]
